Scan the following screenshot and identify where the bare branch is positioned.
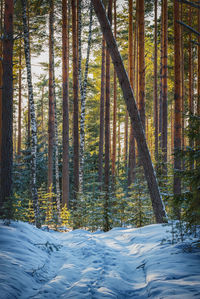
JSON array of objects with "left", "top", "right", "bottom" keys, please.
[{"left": 177, "top": 20, "right": 200, "bottom": 37}]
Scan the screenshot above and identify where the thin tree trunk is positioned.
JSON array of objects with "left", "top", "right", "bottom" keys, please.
[
  {"left": 159, "top": 2, "right": 163, "bottom": 150},
  {"left": 198, "top": 4, "right": 200, "bottom": 117},
  {"left": 112, "top": 0, "right": 117, "bottom": 179},
  {"left": 128, "top": 0, "right": 136, "bottom": 187},
  {"left": 62, "top": 0, "right": 70, "bottom": 209},
  {"left": 18, "top": 38, "right": 22, "bottom": 156},
  {"left": 21, "top": 0, "right": 40, "bottom": 227},
  {"left": 0, "top": 0, "right": 13, "bottom": 218},
  {"left": 98, "top": 36, "right": 106, "bottom": 187},
  {"left": 50, "top": 0, "right": 61, "bottom": 214},
  {"left": 161, "top": 0, "right": 168, "bottom": 175},
  {"left": 104, "top": 0, "right": 112, "bottom": 231},
  {"left": 79, "top": 1, "right": 93, "bottom": 190},
  {"left": 138, "top": 0, "right": 145, "bottom": 130},
  {"left": 124, "top": 110, "right": 128, "bottom": 166},
  {"left": 154, "top": 0, "right": 158, "bottom": 162},
  {"left": 48, "top": 0, "right": 55, "bottom": 195},
  {"left": 92, "top": 0, "right": 167, "bottom": 223},
  {"left": 72, "top": 0, "right": 79, "bottom": 205},
  {"left": 188, "top": 6, "right": 194, "bottom": 153},
  {"left": 173, "top": 0, "right": 182, "bottom": 218}
]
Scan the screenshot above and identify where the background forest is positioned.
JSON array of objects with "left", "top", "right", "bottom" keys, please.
[{"left": 0, "top": 0, "right": 199, "bottom": 232}]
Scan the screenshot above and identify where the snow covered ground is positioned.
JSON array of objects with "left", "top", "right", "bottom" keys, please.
[{"left": 0, "top": 221, "right": 200, "bottom": 299}]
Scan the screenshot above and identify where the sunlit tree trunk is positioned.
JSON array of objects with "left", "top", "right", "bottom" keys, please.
[
  {"left": 173, "top": 0, "right": 181, "bottom": 218},
  {"left": 21, "top": 0, "right": 40, "bottom": 227},
  {"left": 138, "top": 0, "right": 145, "bottom": 130},
  {"left": 198, "top": 4, "right": 200, "bottom": 117},
  {"left": 188, "top": 6, "right": 193, "bottom": 154},
  {"left": 154, "top": 0, "right": 158, "bottom": 162},
  {"left": 62, "top": 0, "right": 70, "bottom": 208},
  {"left": 112, "top": 0, "right": 117, "bottom": 179},
  {"left": 161, "top": 0, "right": 168, "bottom": 174}
]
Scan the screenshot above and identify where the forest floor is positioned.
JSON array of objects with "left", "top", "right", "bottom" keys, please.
[{"left": 0, "top": 220, "right": 200, "bottom": 298}]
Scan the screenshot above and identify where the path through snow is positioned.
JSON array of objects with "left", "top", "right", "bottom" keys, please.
[{"left": 0, "top": 221, "right": 200, "bottom": 298}]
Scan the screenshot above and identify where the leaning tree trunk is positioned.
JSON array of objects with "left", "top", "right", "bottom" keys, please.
[
  {"left": 92, "top": 0, "right": 167, "bottom": 224},
  {"left": 62, "top": 0, "right": 70, "bottom": 209},
  {"left": 21, "top": 0, "right": 40, "bottom": 227},
  {"left": 0, "top": 0, "right": 14, "bottom": 218},
  {"left": 79, "top": 1, "right": 93, "bottom": 191}
]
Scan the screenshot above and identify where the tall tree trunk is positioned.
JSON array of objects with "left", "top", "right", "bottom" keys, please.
[
  {"left": 48, "top": 0, "right": 55, "bottom": 195},
  {"left": 154, "top": 0, "right": 158, "bottom": 162},
  {"left": 124, "top": 110, "right": 128, "bottom": 166},
  {"left": 138, "top": 0, "right": 145, "bottom": 130},
  {"left": 128, "top": 0, "right": 136, "bottom": 187},
  {"left": 198, "top": 4, "right": 200, "bottom": 117},
  {"left": 98, "top": 36, "right": 106, "bottom": 187},
  {"left": 173, "top": 0, "right": 181, "bottom": 218},
  {"left": 0, "top": 0, "right": 3, "bottom": 182},
  {"left": 17, "top": 38, "right": 22, "bottom": 156},
  {"left": 62, "top": 0, "right": 70, "bottom": 209},
  {"left": 79, "top": 1, "right": 93, "bottom": 191},
  {"left": 159, "top": 2, "right": 163, "bottom": 150},
  {"left": 188, "top": 6, "right": 193, "bottom": 153},
  {"left": 104, "top": 0, "right": 112, "bottom": 231},
  {"left": 0, "top": 0, "right": 13, "bottom": 218},
  {"left": 72, "top": 0, "right": 79, "bottom": 206},
  {"left": 161, "top": 0, "right": 168, "bottom": 175},
  {"left": 92, "top": 0, "right": 167, "bottom": 223},
  {"left": 21, "top": 0, "right": 40, "bottom": 227},
  {"left": 112, "top": 0, "right": 117, "bottom": 179}
]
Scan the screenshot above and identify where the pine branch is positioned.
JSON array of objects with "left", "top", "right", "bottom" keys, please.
[{"left": 178, "top": 0, "right": 200, "bottom": 10}]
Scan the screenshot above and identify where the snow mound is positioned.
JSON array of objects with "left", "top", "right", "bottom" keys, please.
[{"left": 0, "top": 221, "right": 200, "bottom": 298}]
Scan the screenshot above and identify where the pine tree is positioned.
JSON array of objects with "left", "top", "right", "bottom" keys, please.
[{"left": 0, "top": 0, "right": 14, "bottom": 218}]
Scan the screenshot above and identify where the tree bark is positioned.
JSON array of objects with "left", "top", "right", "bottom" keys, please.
[
  {"left": 154, "top": 0, "right": 158, "bottom": 162},
  {"left": 98, "top": 36, "right": 106, "bottom": 187},
  {"left": 48, "top": 0, "right": 55, "bottom": 197},
  {"left": 17, "top": 38, "right": 22, "bottom": 156},
  {"left": 21, "top": 0, "right": 40, "bottom": 227},
  {"left": 92, "top": 0, "right": 167, "bottom": 223},
  {"left": 198, "top": 3, "right": 200, "bottom": 117},
  {"left": 104, "top": 0, "right": 112, "bottom": 231},
  {"left": 0, "top": 0, "right": 13, "bottom": 218},
  {"left": 79, "top": 1, "right": 93, "bottom": 191},
  {"left": 62, "top": 0, "right": 70, "bottom": 209},
  {"left": 72, "top": 0, "right": 79, "bottom": 205},
  {"left": 138, "top": 0, "right": 145, "bottom": 130},
  {"left": 112, "top": 0, "right": 117, "bottom": 179},
  {"left": 161, "top": 0, "right": 168, "bottom": 174},
  {"left": 128, "top": 0, "right": 136, "bottom": 187},
  {"left": 173, "top": 0, "right": 182, "bottom": 218},
  {"left": 0, "top": 0, "right": 3, "bottom": 183}
]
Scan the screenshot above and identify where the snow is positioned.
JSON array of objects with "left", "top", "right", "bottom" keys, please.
[{"left": 0, "top": 221, "right": 200, "bottom": 298}]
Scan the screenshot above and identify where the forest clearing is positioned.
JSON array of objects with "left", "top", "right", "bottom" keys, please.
[{"left": 0, "top": 0, "right": 200, "bottom": 297}]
